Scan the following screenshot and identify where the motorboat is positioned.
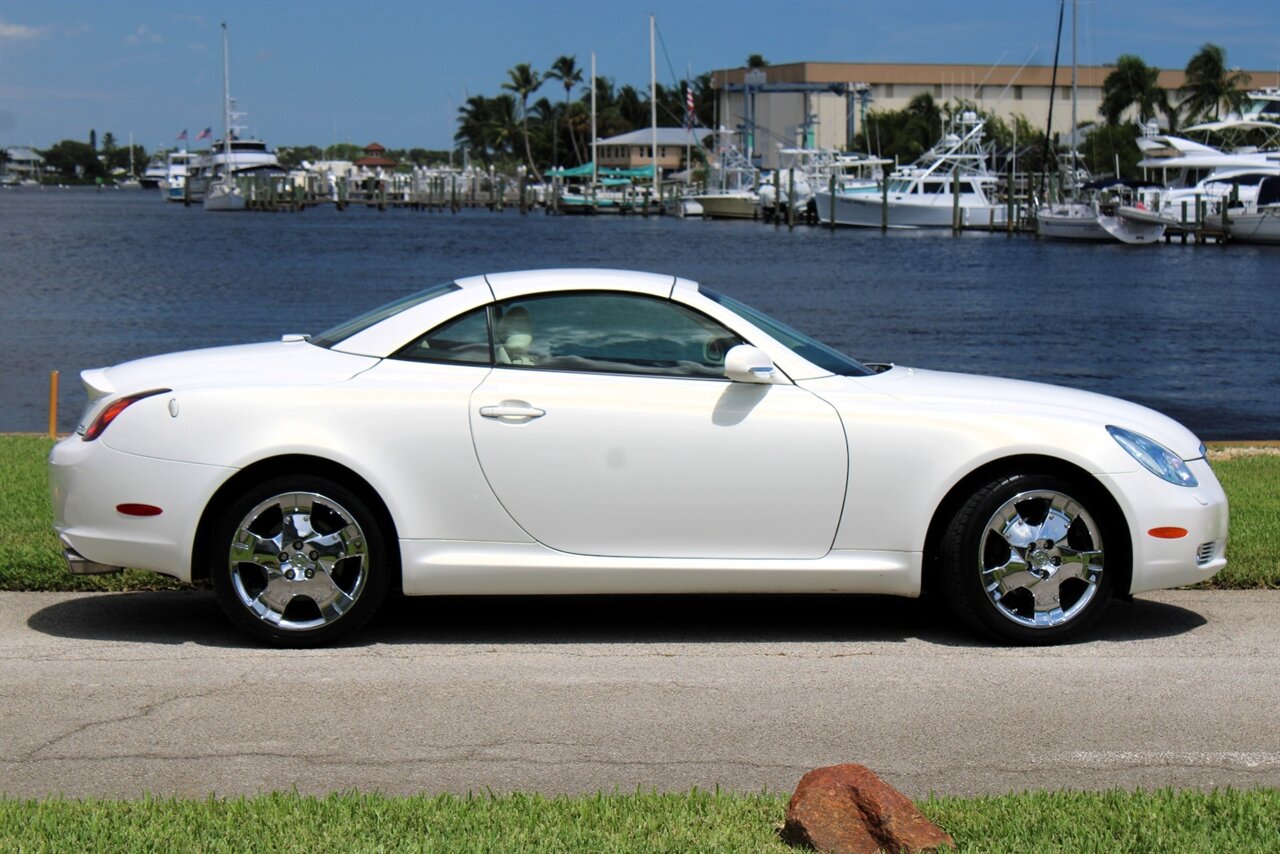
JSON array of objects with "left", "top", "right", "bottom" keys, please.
[
  {"left": 1209, "top": 175, "right": 1280, "bottom": 244},
  {"left": 812, "top": 112, "right": 1006, "bottom": 228},
  {"left": 690, "top": 132, "right": 759, "bottom": 219},
  {"left": 1137, "top": 125, "right": 1280, "bottom": 223},
  {"left": 158, "top": 150, "right": 198, "bottom": 202}
]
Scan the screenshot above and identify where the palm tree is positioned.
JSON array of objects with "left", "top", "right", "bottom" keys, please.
[
  {"left": 454, "top": 94, "right": 519, "bottom": 167},
  {"left": 1180, "top": 43, "right": 1252, "bottom": 123},
  {"left": 1100, "top": 55, "right": 1170, "bottom": 126},
  {"left": 502, "top": 63, "right": 543, "bottom": 179},
  {"left": 546, "top": 55, "right": 584, "bottom": 165}
]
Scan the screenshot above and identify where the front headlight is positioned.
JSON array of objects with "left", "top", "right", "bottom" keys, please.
[{"left": 1107, "top": 425, "right": 1198, "bottom": 487}]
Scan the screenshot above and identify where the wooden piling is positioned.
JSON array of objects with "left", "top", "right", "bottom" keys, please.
[{"left": 48, "top": 370, "right": 59, "bottom": 439}]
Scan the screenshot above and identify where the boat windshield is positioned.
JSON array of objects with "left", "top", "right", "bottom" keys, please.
[
  {"left": 312, "top": 282, "right": 460, "bottom": 348},
  {"left": 702, "top": 288, "right": 873, "bottom": 377}
]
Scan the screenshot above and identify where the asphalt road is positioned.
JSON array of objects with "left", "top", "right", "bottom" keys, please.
[{"left": 3, "top": 589, "right": 1277, "bottom": 799}]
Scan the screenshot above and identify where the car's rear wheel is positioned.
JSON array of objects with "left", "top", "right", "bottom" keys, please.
[
  {"left": 209, "top": 475, "right": 388, "bottom": 646},
  {"left": 940, "top": 473, "right": 1116, "bottom": 644}
]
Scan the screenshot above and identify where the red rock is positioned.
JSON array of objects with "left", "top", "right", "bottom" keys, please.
[{"left": 782, "top": 764, "right": 954, "bottom": 853}]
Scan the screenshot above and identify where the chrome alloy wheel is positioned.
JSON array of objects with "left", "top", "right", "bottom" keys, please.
[
  {"left": 227, "top": 491, "right": 370, "bottom": 631},
  {"left": 979, "top": 489, "right": 1105, "bottom": 629}
]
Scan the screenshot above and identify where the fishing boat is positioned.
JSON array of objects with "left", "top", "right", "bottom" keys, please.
[
  {"left": 689, "top": 132, "right": 759, "bottom": 219},
  {"left": 814, "top": 112, "right": 1004, "bottom": 228}
]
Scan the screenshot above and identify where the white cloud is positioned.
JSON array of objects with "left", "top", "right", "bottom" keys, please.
[
  {"left": 0, "top": 18, "right": 45, "bottom": 41},
  {"left": 124, "top": 25, "right": 163, "bottom": 46}
]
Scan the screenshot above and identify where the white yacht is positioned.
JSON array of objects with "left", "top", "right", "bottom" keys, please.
[
  {"left": 813, "top": 112, "right": 1005, "bottom": 228},
  {"left": 1137, "top": 124, "right": 1280, "bottom": 223},
  {"left": 158, "top": 150, "right": 198, "bottom": 202},
  {"left": 1210, "top": 175, "right": 1280, "bottom": 244}
]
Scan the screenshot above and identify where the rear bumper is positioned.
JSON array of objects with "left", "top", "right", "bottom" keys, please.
[{"left": 49, "top": 436, "right": 236, "bottom": 583}]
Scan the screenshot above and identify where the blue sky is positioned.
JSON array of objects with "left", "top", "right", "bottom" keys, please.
[{"left": 2, "top": 0, "right": 1277, "bottom": 153}]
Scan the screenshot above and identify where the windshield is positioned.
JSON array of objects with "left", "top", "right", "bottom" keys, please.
[
  {"left": 311, "top": 282, "right": 460, "bottom": 348},
  {"left": 702, "top": 288, "right": 873, "bottom": 377}
]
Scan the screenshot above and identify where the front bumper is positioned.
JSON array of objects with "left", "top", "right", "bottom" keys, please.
[{"left": 1098, "top": 458, "right": 1229, "bottom": 594}]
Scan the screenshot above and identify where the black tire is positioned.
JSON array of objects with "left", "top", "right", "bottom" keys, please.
[
  {"left": 939, "top": 473, "right": 1119, "bottom": 644},
  {"left": 208, "top": 474, "right": 389, "bottom": 647}
]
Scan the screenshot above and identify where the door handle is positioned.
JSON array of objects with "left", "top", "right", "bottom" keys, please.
[{"left": 479, "top": 403, "right": 546, "bottom": 419}]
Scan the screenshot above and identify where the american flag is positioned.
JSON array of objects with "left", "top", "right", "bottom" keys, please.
[
  {"left": 196, "top": 127, "right": 212, "bottom": 141},
  {"left": 176, "top": 129, "right": 187, "bottom": 141},
  {"left": 686, "top": 84, "right": 695, "bottom": 127}
]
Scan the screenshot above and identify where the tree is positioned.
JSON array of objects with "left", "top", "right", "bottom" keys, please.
[
  {"left": 455, "top": 94, "right": 519, "bottom": 167},
  {"left": 41, "top": 139, "right": 104, "bottom": 179},
  {"left": 502, "top": 62, "right": 543, "bottom": 178},
  {"left": 89, "top": 129, "right": 97, "bottom": 151},
  {"left": 1180, "top": 43, "right": 1252, "bottom": 123},
  {"left": 746, "top": 54, "right": 769, "bottom": 69},
  {"left": 547, "top": 55, "right": 584, "bottom": 165},
  {"left": 1100, "top": 55, "right": 1169, "bottom": 126}
]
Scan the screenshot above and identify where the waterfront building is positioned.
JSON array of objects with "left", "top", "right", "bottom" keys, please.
[
  {"left": 595, "top": 127, "right": 712, "bottom": 171},
  {"left": 2, "top": 147, "right": 44, "bottom": 182},
  {"left": 712, "top": 62, "right": 1279, "bottom": 170}
]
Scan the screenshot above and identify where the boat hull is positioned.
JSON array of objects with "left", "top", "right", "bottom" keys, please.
[
  {"left": 814, "top": 190, "right": 1003, "bottom": 229},
  {"left": 1224, "top": 209, "right": 1280, "bottom": 244},
  {"left": 692, "top": 193, "right": 758, "bottom": 220}
]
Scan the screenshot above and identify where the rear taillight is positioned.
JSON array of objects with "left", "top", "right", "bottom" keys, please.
[{"left": 80, "top": 389, "right": 170, "bottom": 441}]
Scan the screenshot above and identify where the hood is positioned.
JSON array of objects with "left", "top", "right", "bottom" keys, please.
[
  {"left": 852, "top": 366, "right": 1204, "bottom": 459},
  {"left": 82, "top": 339, "right": 380, "bottom": 402}
]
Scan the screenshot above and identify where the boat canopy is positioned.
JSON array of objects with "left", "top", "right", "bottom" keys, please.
[{"left": 545, "top": 162, "right": 656, "bottom": 180}]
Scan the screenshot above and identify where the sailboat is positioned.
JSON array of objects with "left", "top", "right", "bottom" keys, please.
[
  {"left": 1035, "top": 0, "right": 1167, "bottom": 244},
  {"left": 204, "top": 23, "right": 248, "bottom": 212}
]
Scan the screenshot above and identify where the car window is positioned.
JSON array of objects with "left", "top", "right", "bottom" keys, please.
[
  {"left": 702, "top": 288, "right": 874, "bottom": 377},
  {"left": 311, "top": 282, "right": 460, "bottom": 348},
  {"left": 391, "top": 306, "right": 491, "bottom": 365},
  {"left": 493, "top": 292, "right": 743, "bottom": 379}
]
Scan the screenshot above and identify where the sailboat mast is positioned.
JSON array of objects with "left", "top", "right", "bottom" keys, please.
[
  {"left": 221, "top": 23, "right": 231, "bottom": 169},
  {"left": 650, "top": 14, "right": 658, "bottom": 199},
  {"left": 591, "top": 52, "right": 598, "bottom": 188},
  {"left": 1071, "top": 0, "right": 1077, "bottom": 162}
]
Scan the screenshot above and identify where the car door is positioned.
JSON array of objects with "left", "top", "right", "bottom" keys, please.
[{"left": 469, "top": 291, "right": 848, "bottom": 560}]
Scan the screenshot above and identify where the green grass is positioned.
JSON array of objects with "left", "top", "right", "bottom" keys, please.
[
  {"left": 1206, "top": 453, "right": 1280, "bottom": 588},
  {"left": 0, "top": 436, "right": 181, "bottom": 591},
  {"left": 1, "top": 788, "right": 1277, "bottom": 852},
  {"left": 2, "top": 435, "right": 1276, "bottom": 591}
]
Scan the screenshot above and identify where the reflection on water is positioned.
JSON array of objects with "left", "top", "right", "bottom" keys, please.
[{"left": 1, "top": 188, "right": 1276, "bottom": 438}]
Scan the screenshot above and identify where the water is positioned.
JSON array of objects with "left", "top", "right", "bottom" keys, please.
[{"left": 2, "top": 188, "right": 1277, "bottom": 438}]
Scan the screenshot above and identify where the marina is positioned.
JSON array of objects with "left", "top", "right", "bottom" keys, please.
[{"left": 0, "top": 188, "right": 1276, "bottom": 442}]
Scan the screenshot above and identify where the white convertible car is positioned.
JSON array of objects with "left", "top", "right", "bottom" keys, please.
[{"left": 49, "top": 269, "right": 1228, "bottom": 646}]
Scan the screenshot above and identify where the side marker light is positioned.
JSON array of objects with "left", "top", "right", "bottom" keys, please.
[
  {"left": 1148, "top": 527, "right": 1189, "bottom": 539},
  {"left": 117, "top": 503, "right": 163, "bottom": 517}
]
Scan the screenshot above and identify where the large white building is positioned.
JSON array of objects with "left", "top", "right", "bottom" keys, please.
[{"left": 712, "top": 62, "right": 1278, "bottom": 169}]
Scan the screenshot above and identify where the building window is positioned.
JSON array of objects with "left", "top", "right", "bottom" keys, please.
[
  {"left": 934, "top": 85, "right": 942, "bottom": 98},
  {"left": 1014, "top": 85, "right": 1023, "bottom": 100},
  {"left": 884, "top": 84, "right": 895, "bottom": 98}
]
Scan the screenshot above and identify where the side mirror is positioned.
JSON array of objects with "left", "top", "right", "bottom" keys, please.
[{"left": 724, "top": 344, "right": 776, "bottom": 383}]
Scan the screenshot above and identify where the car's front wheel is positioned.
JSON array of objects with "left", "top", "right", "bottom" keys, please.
[
  {"left": 209, "top": 475, "right": 389, "bottom": 646},
  {"left": 940, "top": 473, "right": 1118, "bottom": 644}
]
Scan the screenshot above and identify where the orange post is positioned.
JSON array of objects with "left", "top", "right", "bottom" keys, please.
[{"left": 48, "top": 370, "right": 59, "bottom": 439}]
